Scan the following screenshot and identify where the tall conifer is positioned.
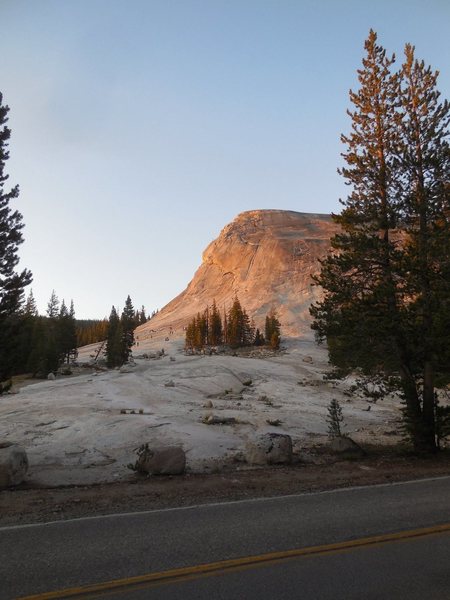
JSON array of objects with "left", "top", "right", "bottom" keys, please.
[
  {"left": 0, "top": 93, "right": 32, "bottom": 383},
  {"left": 311, "top": 31, "right": 450, "bottom": 452},
  {"left": 121, "top": 295, "right": 135, "bottom": 363}
]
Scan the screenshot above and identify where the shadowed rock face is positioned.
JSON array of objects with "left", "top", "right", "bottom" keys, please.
[{"left": 138, "top": 210, "right": 339, "bottom": 337}]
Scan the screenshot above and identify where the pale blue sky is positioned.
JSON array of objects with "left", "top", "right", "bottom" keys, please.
[{"left": 1, "top": 0, "right": 449, "bottom": 318}]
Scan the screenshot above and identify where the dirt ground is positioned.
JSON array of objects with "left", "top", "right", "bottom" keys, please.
[{"left": 2, "top": 447, "right": 450, "bottom": 527}]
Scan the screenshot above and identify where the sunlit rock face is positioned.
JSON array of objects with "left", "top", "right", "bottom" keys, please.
[{"left": 137, "top": 210, "right": 339, "bottom": 337}]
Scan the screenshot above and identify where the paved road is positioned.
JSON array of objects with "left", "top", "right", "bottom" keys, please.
[{"left": 2, "top": 476, "right": 450, "bottom": 599}]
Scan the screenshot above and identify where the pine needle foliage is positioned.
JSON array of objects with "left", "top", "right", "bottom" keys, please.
[
  {"left": 185, "top": 298, "right": 280, "bottom": 351},
  {"left": 326, "top": 399, "right": 344, "bottom": 438},
  {"left": 0, "top": 93, "right": 32, "bottom": 384},
  {"left": 310, "top": 31, "right": 450, "bottom": 453}
]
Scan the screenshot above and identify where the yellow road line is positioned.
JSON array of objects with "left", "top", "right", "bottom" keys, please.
[{"left": 18, "top": 522, "right": 450, "bottom": 600}]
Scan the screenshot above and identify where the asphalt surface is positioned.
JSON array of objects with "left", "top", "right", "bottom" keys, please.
[{"left": 2, "top": 476, "right": 450, "bottom": 599}]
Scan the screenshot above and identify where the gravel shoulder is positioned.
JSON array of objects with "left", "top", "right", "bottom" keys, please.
[{"left": 2, "top": 449, "right": 450, "bottom": 527}]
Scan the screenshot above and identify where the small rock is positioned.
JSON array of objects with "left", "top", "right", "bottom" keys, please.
[
  {"left": 170, "top": 356, "right": 176, "bottom": 362},
  {"left": 204, "top": 399, "right": 213, "bottom": 409},
  {"left": 119, "top": 363, "right": 136, "bottom": 374},
  {"left": 302, "top": 356, "right": 313, "bottom": 364},
  {"left": 47, "top": 372, "right": 56, "bottom": 381},
  {"left": 165, "top": 380, "right": 175, "bottom": 387}
]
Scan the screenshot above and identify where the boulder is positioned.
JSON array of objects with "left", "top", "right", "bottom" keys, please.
[
  {"left": 135, "top": 445, "right": 186, "bottom": 475},
  {"left": 47, "top": 372, "right": 56, "bottom": 381},
  {"left": 0, "top": 442, "right": 29, "bottom": 488},
  {"left": 330, "top": 436, "right": 365, "bottom": 457},
  {"left": 246, "top": 433, "right": 292, "bottom": 465}
]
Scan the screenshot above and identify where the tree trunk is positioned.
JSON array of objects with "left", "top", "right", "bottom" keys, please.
[{"left": 421, "top": 361, "right": 437, "bottom": 452}]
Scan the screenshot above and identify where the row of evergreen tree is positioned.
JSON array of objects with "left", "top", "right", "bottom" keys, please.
[
  {"left": 1, "top": 288, "right": 149, "bottom": 381},
  {"left": 3, "top": 289, "right": 78, "bottom": 379},
  {"left": 185, "top": 297, "right": 281, "bottom": 350},
  {"left": 105, "top": 295, "right": 137, "bottom": 368}
]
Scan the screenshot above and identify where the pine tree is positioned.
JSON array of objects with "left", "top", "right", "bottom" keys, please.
[
  {"left": 138, "top": 305, "right": 147, "bottom": 325},
  {"left": 254, "top": 328, "right": 265, "bottom": 346},
  {"left": 27, "top": 317, "right": 49, "bottom": 377},
  {"left": 185, "top": 319, "right": 196, "bottom": 350},
  {"left": 326, "top": 399, "right": 344, "bottom": 438},
  {"left": 310, "top": 31, "right": 450, "bottom": 453},
  {"left": 0, "top": 93, "right": 32, "bottom": 384},
  {"left": 226, "top": 297, "right": 253, "bottom": 348},
  {"left": 46, "top": 290, "right": 59, "bottom": 318},
  {"left": 121, "top": 295, "right": 135, "bottom": 363},
  {"left": 209, "top": 300, "right": 223, "bottom": 346},
  {"left": 242, "top": 309, "right": 253, "bottom": 346},
  {"left": 106, "top": 306, "right": 124, "bottom": 368},
  {"left": 57, "top": 299, "right": 78, "bottom": 365},
  {"left": 23, "top": 289, "right": 37, "bottom": 316},
  {"left": 227, "top": 297, "right": 244, "bottom": 348},
  {"left": 395, "top": 44, "right": 450, "bottom": 447},
  {"left": 41, "top": 289, "right": 61, "bottom": 374},
  {"left": 265, "top": 309, "right": 281, "bottom": 348}
]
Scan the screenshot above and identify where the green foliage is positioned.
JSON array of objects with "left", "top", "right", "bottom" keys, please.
[
  {"left": 435, "top": 400, "right": 450, "bottom": 449},
  {"left": 326, "top": 399, "right": 344, "bottom": 438},
  {"left": 121, "top": 295, "right": 135, "bottom": 362},
  {"left": 0, "top": 92, "right": 32, "bottom": 387},
  {"left": 265, "top": 309, "right": 281, "bottom": 349},
  {"left": 209, "top": 300, "right": 223, "bottom": 346},
  {"left": 226, "top": 297, "right": 253, "bottom": 348},
  {"left": 135, "top": 305, "right": 148, "bottom": 326},
  {"left": 105, "top": 295, "right": 138, "bottom": 368},
  {"left": 105, "top": 306, "right": 124, "bottom": 368},
  {"left": 23, "top": 289, "right": 37, "bottom": 316},
  {"left": 254, "top": 328, "right": 265, "bottom": 346},
  {"left": 24, "top": 294, "right": 78, "bottom": 376},
  {"left": 310, "top": 31, "right": 450, "bottom": 453},
  {"left": 57, "top": 300, "right": 78, "bottom": 364}
]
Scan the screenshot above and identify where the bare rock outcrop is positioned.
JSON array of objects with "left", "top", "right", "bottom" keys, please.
[{"left": 136, "top": 210, "right": 337, "bottom": 338}]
